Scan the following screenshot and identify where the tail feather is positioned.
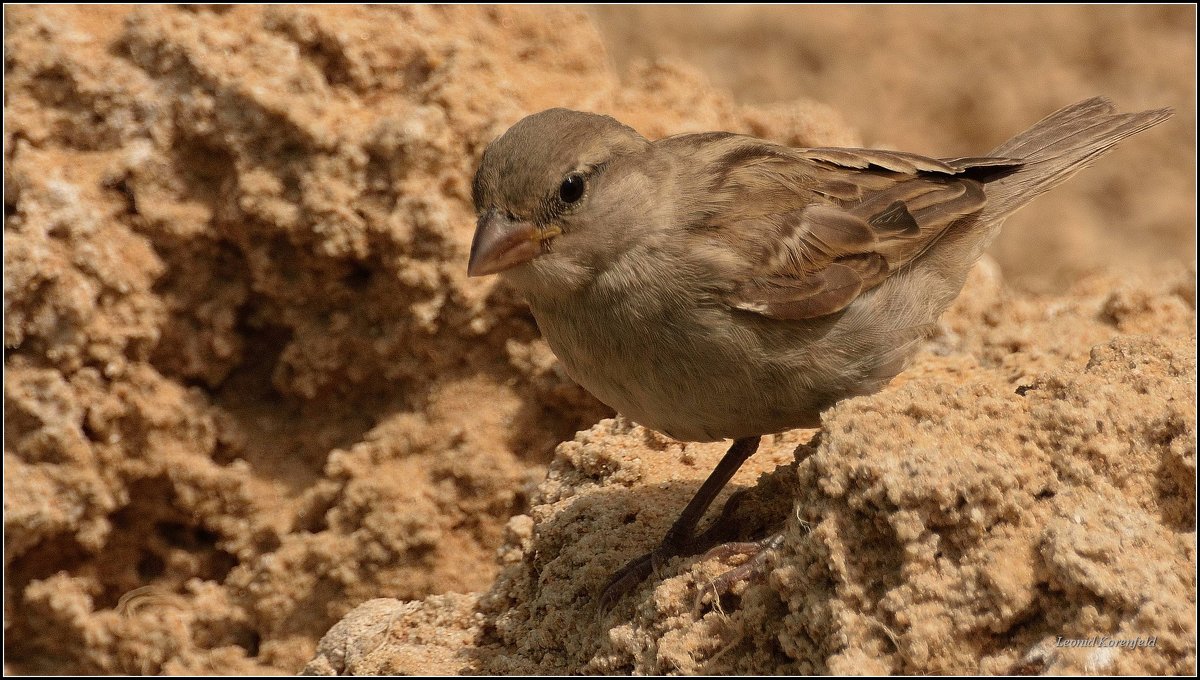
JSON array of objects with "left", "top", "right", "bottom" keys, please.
[
  {"left": 915, "top": 97, "right": 1171, "bottom": 306},
  {"left": 837, "top": 98, "right": 1171, "bottom": 393},
  {"left": 982, "top": 97, "right": 1173, "bottom": 221}
]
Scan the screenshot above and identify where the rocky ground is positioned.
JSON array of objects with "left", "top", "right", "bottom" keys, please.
[{"left": 4, "top": 5, "right": 1194, "bottom": 675}]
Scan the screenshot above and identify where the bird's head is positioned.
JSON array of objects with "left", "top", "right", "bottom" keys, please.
[{"left": 468, "top": 108, "right": 655, "bottom": 295}]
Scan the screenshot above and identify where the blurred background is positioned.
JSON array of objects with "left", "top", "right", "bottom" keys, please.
[{"left": 590, "top": 4, "right": 1195, "bottom": 291}]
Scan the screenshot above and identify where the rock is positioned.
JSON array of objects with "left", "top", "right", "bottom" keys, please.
[{"left": 4, "top": 4, "right": 1193, "bottom": 675}]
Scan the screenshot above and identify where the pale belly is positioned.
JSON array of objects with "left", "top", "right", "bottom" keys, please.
[{"left": 530, "top": 295, "right": 834, "bottom": 442}]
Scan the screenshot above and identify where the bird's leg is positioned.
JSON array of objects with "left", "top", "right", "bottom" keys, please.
[{"left": 598, "top": 436, "right": 761, "bottom": 612}]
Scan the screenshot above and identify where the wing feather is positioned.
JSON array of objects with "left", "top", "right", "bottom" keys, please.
[{"left": 696, "top": 138, "right": 1021, "bottom": 320}]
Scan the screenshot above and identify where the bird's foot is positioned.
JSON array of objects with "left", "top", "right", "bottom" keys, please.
[
  {"left": 595, "top": 498, "right": 744, "bottom": 615},
  {"left": 597, "top": 547, "right": 671, "bottom": 614},
  {"left": 693, "top": 533, "right": 784, "bottom": 612},
  {"left": 596, "top": 436, "right": 763, "bottom": 615}
]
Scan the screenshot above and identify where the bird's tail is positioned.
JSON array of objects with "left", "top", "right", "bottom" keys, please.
[
  {"left": 838, "top": 99, "right": 1170, "bottom": 395},
  {"left": 902, "top": 97, "right": 1171, "bottom": 325},
  {"left": 980, "top": 96, "right": 1173, "bottom": 224},
  {"left": 929, "top": 97, "right": 1172, "bottom": 272}
]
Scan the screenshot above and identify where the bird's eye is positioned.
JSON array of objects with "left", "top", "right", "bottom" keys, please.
[{"left": 559, "top": 173, "right": 585, "bottom": 204}]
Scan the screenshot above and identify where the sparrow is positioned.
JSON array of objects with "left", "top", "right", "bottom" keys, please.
[{"left": 467, "top": 97, "right": 1171, "bottom": 609}]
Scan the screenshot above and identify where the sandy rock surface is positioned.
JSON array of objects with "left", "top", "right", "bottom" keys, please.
[
  {"left": 303, "top": 265, "right": 1196, "bottom": 675},
  {"left": 4, "top": 5, "right": 1195, "bottom": 675}
]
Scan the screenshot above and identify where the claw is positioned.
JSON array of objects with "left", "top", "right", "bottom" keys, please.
[
  {"left": 595, "top": 436, "right": 763, "bottom": 615},
  {"left": 597, "top": 552, "right": 658, "bottom": 614},
  {"left": 693, "top": 533, "right": 784, "bottom": 612}
]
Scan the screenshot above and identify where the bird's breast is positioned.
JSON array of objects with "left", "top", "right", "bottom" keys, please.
[{"left": 528, "top": 267, "right": 826, "bottom": 442}]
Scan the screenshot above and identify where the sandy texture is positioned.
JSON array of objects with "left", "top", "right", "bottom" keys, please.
[
  {"left": 305, "top": 263, "right": 1196, "bottom": 675},
  {"left": 3, "top": 5, "right": 853, "bottom": 674},
  {"left": 3, "top": 4, "right": 1195, "bottom": 676}
]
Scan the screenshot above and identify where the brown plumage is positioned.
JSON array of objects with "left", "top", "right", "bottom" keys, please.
[{"left": 467, "top": 97, "right": 1172, "bottom": 608}]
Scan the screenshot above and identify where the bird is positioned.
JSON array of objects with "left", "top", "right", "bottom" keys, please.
[{"left": 466, "top": 97, "right": 1172, "bottom": 610}]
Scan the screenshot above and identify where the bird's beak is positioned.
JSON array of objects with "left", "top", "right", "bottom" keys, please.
[{"left": 467, "top": 210, "right": 559, "bottom": 277}]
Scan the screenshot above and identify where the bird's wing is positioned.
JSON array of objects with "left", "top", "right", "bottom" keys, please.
[{"left": 695, "top": 138, "right": 1021, "bottom": 320}]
